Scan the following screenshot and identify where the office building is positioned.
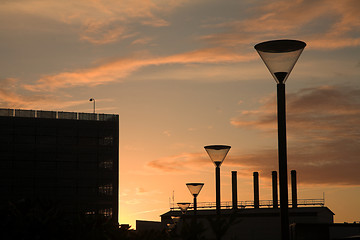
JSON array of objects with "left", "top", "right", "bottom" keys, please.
[{"left": 0, "top": 108, "right": 119, "bottom": 221}]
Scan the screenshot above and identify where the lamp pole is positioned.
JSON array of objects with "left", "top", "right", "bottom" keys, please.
[
  {"left": 186, "top": 183, "right": 204, "bottom": 216},
  {"left": 215, "top": 163, "right": 220, "bottom": 215},
  {"left": 254, "top": 39, "right": 306, "bottom": 240},
  {"left": 204, "top": 145, "right": 231, "bottom": 216},
  {"left": 89, "top": 98, "right": 95, "bottom": 113},
  {"left": 277, "top": 81, "right": 289, "bottom": 240}
]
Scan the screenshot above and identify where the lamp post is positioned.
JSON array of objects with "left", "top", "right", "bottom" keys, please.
[
  {"left": 254, "top": 39, "right": 306, "bottom": 240},
  {"left": 89, "top": 98, "right": 95, "bottom": 113},
  {"left": 186, "top": 183, "right": 204, "bottom": 216},
  {"left": 204, "top": 145, "right": 231, "bottom": 215},
  {"left": 177, "top": 202, "right": 191, "bottom": 215}
]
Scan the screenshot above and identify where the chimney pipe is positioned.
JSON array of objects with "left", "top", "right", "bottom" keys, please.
[
  {"left": 291, "top": 170, "right": 297, "bottom": 208},
  {"left": 272, "top": 171, "right": 278, "bottom": 208},
  {"left": 253, "top": 172, "right": 259, "bottom": 208},
  {"left": 232, "top": 171, "right": 238, "bottom": 210}
]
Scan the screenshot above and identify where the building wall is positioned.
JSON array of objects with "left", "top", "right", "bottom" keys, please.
[
  {"left": 161, "top": 207, "right": 334, "bottom": 240},
  {"left": 0, "top": 108, "right": 119, "bottom": 221},
  {"left": 136, "top": 220, "right": 163, "bottom": 232},
  {"left": 291, "top": 223, "right": 360, "bottom": 240}
]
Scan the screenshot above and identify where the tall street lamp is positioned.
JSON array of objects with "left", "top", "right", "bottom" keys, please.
[
  {"left": 186, "top": 183, "right": 204, "bottom": 216},
  {"left": 204, "top": 145, "right": 231, "bottom": 215},
  {"left": 254, "top": 39, "right": 306, "bottom": 240}
]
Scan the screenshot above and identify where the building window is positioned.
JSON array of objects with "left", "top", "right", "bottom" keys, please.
[
  {"left": 98, "top": 184, "right": 113, "bottom": 196},
  {"left": 99, "top": 160, "right": 113, "bottom": 170},
  {"left": 85, "top": 211, "right": 96, "bottom": 215},
  {"left": 99, "top": 208, "right": 112, "bottom": 217},
  {"left": 99, "top": 136, "right": 113, "bottom": 146}
]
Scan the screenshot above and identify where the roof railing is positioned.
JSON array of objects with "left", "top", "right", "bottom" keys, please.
[
  {"left": 0, "top": 108, "right": 118, "bottom": 121},
  {"left": 170, "top": 198, "right": 325, "bottom": 210}
]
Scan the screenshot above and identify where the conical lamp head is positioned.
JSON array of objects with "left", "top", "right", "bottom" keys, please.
[
  {"left": 186, "top": 183, "right": 204, "bottom": 197},
  {"left": 177, "top": 202, "right": 191, "bottom": 214},
  {"left": 254, "top": 39, "right": 306, "bottom": 84},
  {"left": 204, "top": 145, "right": 231, "bottom": 167}
]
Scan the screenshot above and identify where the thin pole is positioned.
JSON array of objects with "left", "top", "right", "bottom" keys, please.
[
  {"left": 194, "top": 196, "right": 197, "bottom": 216},
  {"left": 291, "top": 170, "right": 297, "bottom": 208},
  {"left": 232, "top": 171, "right": 238, "bottom": 210},
  {"left": 216, "top": 165, "right": 221, "bottom": 215},
  {"left": 253, "top": 172, "right": 259, "bottom": 208},
  {"left": 277, "top": 83, "right": 289, "bottom": 240},
  {"left": 272, "top": 171, "right": 278, "bottom": 208},
  {"left": 93, "top": 99, "right": 96, "bottom": 113}
]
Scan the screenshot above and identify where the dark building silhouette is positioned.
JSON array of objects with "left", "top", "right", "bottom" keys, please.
[
  {"left": 0, "top": 108, "right": 119, "bottom": 221},
  {"left": 157, "top": 171, "right": 349, "bottom": 240}
]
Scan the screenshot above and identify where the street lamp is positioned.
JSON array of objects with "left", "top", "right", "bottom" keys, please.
[
  {"left": 254, "top": 39, "right": 306, "bottom": 240},
  {"left": 204, "top": 145, "right": 231, "bottom": 215},
  {"left": 89, "top": 98, "right": 96, "bottom": 113},
  {"left": 186, "top": 183, "right": 204, "bottom": 216},
  {"left": 177, "top": 202, "right": 191, "bottom": 215}
]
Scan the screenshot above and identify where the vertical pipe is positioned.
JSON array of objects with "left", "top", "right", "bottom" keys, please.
[
  {"left": 272, "top": 171, "right": 278, "bottom": 208},
  {"left": 277, "top": 83, "right": 289, "bottom": 240},
  {"left": 253, "top": 172, "right": 259, "bottom": 208},
  {"left": 291, "top": 170, "right": 297, "bottom": 208},
  {"left": 232, "top": 171, "right": 238, "bottom": 210},
  {"left": 216, "top": 165, "right": 221, "bottom": 215}
]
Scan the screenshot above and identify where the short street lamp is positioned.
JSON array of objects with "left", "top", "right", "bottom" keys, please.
[
  {"left": 186, "top": 183, "right": 204, "bottom": 216},
  {"left": 204, "top": 145, "right": 231, "bottom": 215},
  {"left": 89, "top": 98, "right": 96, "bottom": 113},
  {"left": 177, "top": 202, "right": 191, "bottom": 215},
  {"left": 254, "top": 39, "right": 306, "bottom": 240}
]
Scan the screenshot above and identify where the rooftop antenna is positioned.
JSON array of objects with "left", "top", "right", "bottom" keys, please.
[
  {"left": 89, "top": 98, "right": 95, "bottom": 113},
  {"left": 172, "top": 190, "right": 175, "bottom": 209}
]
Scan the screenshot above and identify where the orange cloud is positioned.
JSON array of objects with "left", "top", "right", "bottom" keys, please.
[
  {"left": 147, "top": 152, "right": 210, "bottom": 173},
  {"left": 23, "top": 48, "right": 255, "bottom": 92},
  {"left": 148, "top": 85, "right": 360, "bottom": 186},
  {"left": 229, "top": 85, "right": 360, "bottom": 185},
  {"left": 0, "top": 78, "right": 92, "bottom": 110},
  {"left": 201, "top": 0, "right": 360, "bottom": 50},
  {"left": 0, "top": 0, "right": 186, "bottom": 45}
]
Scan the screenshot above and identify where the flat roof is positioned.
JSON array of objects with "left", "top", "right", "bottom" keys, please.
[
  {"left": 0, "top": 108, "right": 118, "bottom": 121},
  {"left": 161, "top": 206, "right": 335, "bottom": 217}
]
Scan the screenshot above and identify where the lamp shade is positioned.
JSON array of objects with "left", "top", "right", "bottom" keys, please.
[
  {"left": 204, "top": 145, "right": 231, "bottom": 167},
  {"left": 254, "top": 39, "right": 306, "bottom": 83},
  {"left": 177, "top": 202, "right": 191, "bottom": 214},
  {"left": 186, "top": 183, "right": 204, "bottom": 197}
]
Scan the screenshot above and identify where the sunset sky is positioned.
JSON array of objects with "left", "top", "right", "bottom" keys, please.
[{"left": 1, "top": 0, "right": 360, "bottom": 227}]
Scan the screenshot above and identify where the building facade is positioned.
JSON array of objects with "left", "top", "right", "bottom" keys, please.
[
  {"left": 161, "top": 207, "right": 335, "bottom": 240},
  {"left": 0, "top": 108, "right": 119, "bottom": 221}
]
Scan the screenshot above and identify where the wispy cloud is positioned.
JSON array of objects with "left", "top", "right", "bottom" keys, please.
[
  {"left": 135, "top": 187, "right": 162, "bottom": 196},
  {"left": 148, "top": 85, "right": 360, "bottom": 186},
  {"left": 201, "top": 0, "right": 360, "bottom": 50},
  {"left": 147, "top": 152, "right": 209, "bottom": 172},
  {"left": 23, "top": 48, "right": 255, "bottom": 92},
  {"left": 0, "top": 0, "right": 187, "bottom": 45},
  {"left": 0, "top": 78, "right": 92, "bottom": 110}
]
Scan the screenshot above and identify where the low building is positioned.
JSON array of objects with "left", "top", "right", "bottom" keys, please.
[
  {"left": 136, "top": 220, "right": 163, "bottom": 232},
  {"left": 291, "top": 222, "right": 360, "bottom": 240},
  {"left": 161, "top": 207, "right": 334, "bottom": 240}
]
